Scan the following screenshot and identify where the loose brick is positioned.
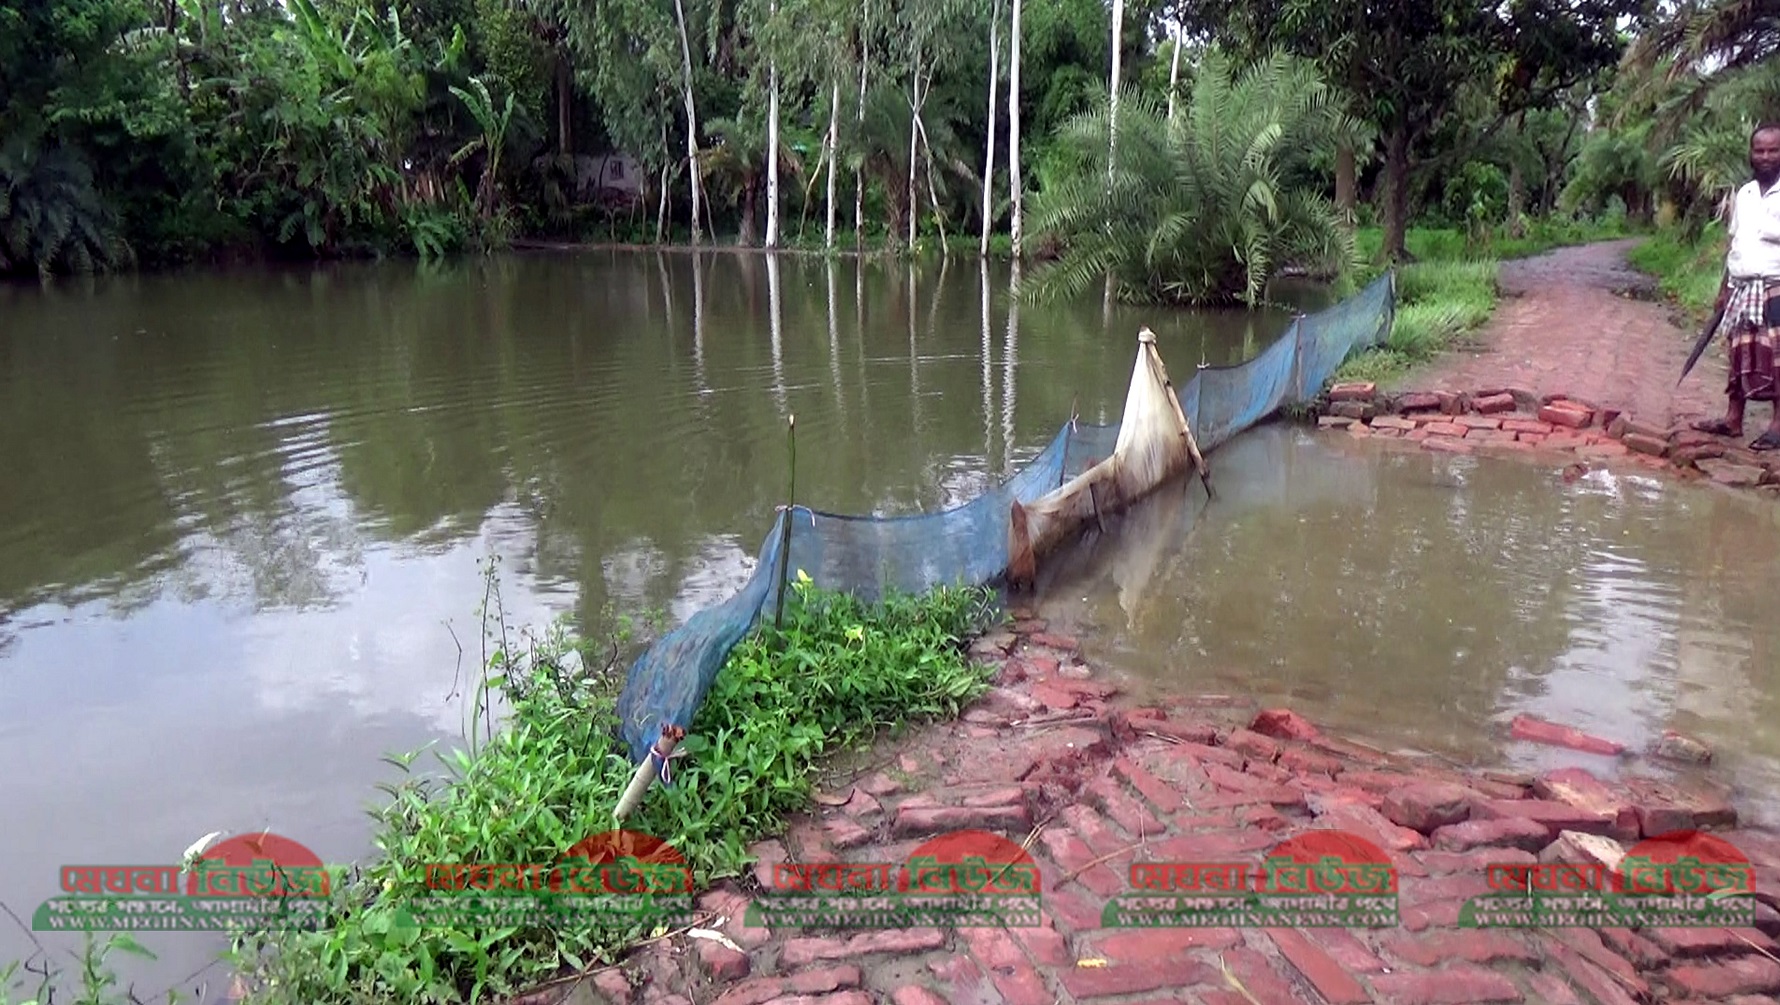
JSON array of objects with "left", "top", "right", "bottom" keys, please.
[
  {"left": 696, "top": 939, "right": 750, "bottom": 980},
  {"left": 1509, "top": 713, "right": 1626, "bottom": 755},
  {"left": 1647, "top": 926, "right": 1779, "bottom": 957},
  {"left": 1029, "top": 632, "right": 1079, "bottom": 651},
  {"left": 1666, "top": 957, "right": 1780, "bottom": 999},
  {"left": 1096, "top": 927, "right": 1244, "bottom": 961},
  {"left": 1473, "top": 798, "right": 1617, "bottom": 840},
  {"left": 1227, "top": 727, "right": 1281, "bottom": 762},
  {"left": 1380, "top": 930, "right": 1537, "bottom": 967},
  {"left": 1457, "top": 414, "right": 1504, "bottom": 429},
  {"left": 1383, "top": 782, "right": 1479, "bottom": 833},
  {"left": 1624, "top": 431, "right": 1670, "bottom": 456},
  {"left": 1532, "top": 767, "right": 1641, "bottom": 841},
  {"left": 1062, "top": 962, "right": 1217, "bottom": 999},
  {"left": 1369, "top": 964, "right": 1522, "bottom": 1004},
  {"left": 1125, "top": 715, "right": 1219, "bottom": 745},
  {"left": 1541, "top": 403, "right": 1594, "bottom": 428},
  {"left": 756, "top": 993, "right": 873, "bottom": 1005},
  {"left": 1599, "top": 927, "right": 1668, "bottom": 969},
  {"left": 825, "top": 816, "right": 872, "bottom": 850},
  {"left": 713, "top": 966, "right": 862, "bottom": 1005},
  {"left": 1082, "top": 775, "right": 1165, "bottom": 838},
  {"left": 1431, "top": 817, "right": 1552, "bottom": 853},
  {"left": 1110, "top": 756, "right": 1183, "bottom": 814},
  {"left": 1371, "top": 416, "right": 1418, "bottom": 432},
  {"left": 1623, "top": 775, "right": 1739, "bottom": 834},
  {"left": 1172, "top": 740, "right": 1245, "bottom": 769},
  {"left": 1278, "top": 744, "right": 1343, "bottom": 777},
  {"left": 1317, "top": 803, "right": 1427, "bottom": 852},
  {"left": 1396, "top": 392, "right": 1444, "bottom": 412},
  {"left": 1474, "top": 392, "right": 1516, "bottom": 413},
  {"left": 1503, "top": 418, "right": 1555, "bottom": 434},
  {"left": 1544, "top": 929, "right": 1649, "bottom": 999},
  {"left": 1425, "top": 421, "right": 1468, "bottom": 437},
  {"left": 1204, "top": 763, "right": 1305, "bottom": 807},
  {"left": 893, "top": 804, "right": 1030, "bottom": 837},
  {"left": 1329, "top": 381, "right": 1377, "bottom": 401},
  {"left": 890, "top": 988, "right": 948, "bottom": 1005},
  {"left": 779, "top": 929, "right": 946, "bottom": 966},
  {"left": 1266, "top": 928, "right": 1370, "bottom": 1004},
  {"left": 1417, "top": 847, "right": 1537, "bottom": 875}
]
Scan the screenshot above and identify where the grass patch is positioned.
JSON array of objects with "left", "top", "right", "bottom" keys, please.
[
  {"left": 0, "top": 570, "right": 1000, "bottom": 1005},
  {"left": 1333, "top": 260, "right": 1501, "bottom": 386},
  {"left": 1625, "top": 222, "right": 1725, "bottom": 326},
  {"left": 1354, "top": 216, "right": 1635, "bottom": 266}
]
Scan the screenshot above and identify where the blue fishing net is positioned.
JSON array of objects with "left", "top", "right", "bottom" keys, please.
[{"left": 615, "top": 272, "right": 1395, "bottom": 776}]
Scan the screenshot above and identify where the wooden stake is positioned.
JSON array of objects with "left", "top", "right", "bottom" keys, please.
[{"left": 1140, "top": 330, "right": 1213, "bottom": 500}]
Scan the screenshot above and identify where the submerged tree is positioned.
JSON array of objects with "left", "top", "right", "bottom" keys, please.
[{"left": 1024, "top": 50, "right": 1358, "bottom": 308}]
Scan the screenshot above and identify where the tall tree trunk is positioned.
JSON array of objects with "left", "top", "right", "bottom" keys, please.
[
  {"left": 557, "top": 55, "right": 573, "bottom": 155},
  {"left": 766, "top": 0, "right": 781, "bottom": 249},
  {"left": 826, "top": 80, "right": 841, "bottom": 250},
  {"left": 1507, "top": 158, "right": 1525, "bottom": 237},
  {"left": 1008, "top": 0, "right": 1023, "bottom": 260},
  {"left": 672, "top": 0, "right": 704, "bottom": 245},
  {"left": 1104, "top": 0, "right": 1123, "bottom": 305},
  {"left": 743, "top": 182, "right": 760, "bottom": 246},
  {"left": 1381, "top": 123, "right": 1410, "bottom": 262},
  {"left": 1166, "top": 18, "right": 1183, "bottom": 123},
  {"left": 855, "top": 0, "right": 870, "bottom": 247},
  {"left": 980, "top": 0, "right": 1002, "bottom": 258},
  {"left": 907, "top": 50, "right": 923, "bottom": 248},
  {"left": 1335, "top": 143, "right": 1356, "bottom": 219}
]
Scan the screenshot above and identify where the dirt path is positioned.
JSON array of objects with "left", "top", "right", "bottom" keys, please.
[{"left": 1395, "top": 239, "right": 1730, "bottom": 430}]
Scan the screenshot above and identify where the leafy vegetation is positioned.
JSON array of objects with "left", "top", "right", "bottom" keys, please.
[
  {"left": 202, "top": 569, "right": 999, "bottom": 1005},
  {"left": 1024, "top": 51, "right": 1358, "bottom": 306},
  {"left": 1334, "top": 258, "right": 1502, "bottom": 385}
]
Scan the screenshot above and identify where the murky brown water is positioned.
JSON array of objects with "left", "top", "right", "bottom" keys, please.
[
  {"left": 1037, "top": 424, "right": 1780, "bottom": 826},
  {"left": 0, "top": 251, "right": 1321, "bottom": 997},
  {"left": 6, "top": 251, "right": 1779, "bottom": 997}
]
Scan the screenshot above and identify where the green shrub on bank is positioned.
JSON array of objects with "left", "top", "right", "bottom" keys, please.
[
  {"left": 225, "top": 572, "right": 999, "bottom": 1005},
  {"left": 1334, "top": 260, "right": 1501, "bottom": 385},
  {"left": 1626, "top": 222, "right": 1726, "bottom": 323}
]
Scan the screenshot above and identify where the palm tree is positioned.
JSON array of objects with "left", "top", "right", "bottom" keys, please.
[
  {"left": 1024, "top": 49, "right": 1358, "bottom": 308},
  {"left": 700, "top": 111, "right": 804, "bottom": 246},
  {"left": 0, "top": 139, "right": 133, "bottom": 280}
]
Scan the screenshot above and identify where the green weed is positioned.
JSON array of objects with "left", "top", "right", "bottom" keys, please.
[
  {"left": 226, "top": 569, "right": 1000, "bottom": 1005},
  {"left": 1626, "top": 223, "right": 1726, "bottom": 324},
  {"left": 1332, "top": 259, "right": 1501, "bottom": 385},
  {"left": 0, "top": 934, "right": 172, "bottom": 1005}
]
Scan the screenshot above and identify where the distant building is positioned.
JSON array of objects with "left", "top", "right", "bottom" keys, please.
[{"left": 579, "top": 152, "right": 644, "bottom": 201}]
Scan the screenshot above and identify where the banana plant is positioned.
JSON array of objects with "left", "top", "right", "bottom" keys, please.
[{"left": 449, "top": 76, "right": 517, "bottom": 219}]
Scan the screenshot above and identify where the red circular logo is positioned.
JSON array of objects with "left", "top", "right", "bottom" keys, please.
[
  {"left": 1257, "top": 830, "right": 1397, "bottom": 895},
  {"left": 1611, "top": 830, "right": 1754, "bottom": 896},
  {"left": 899, "top": 829, "right": 1041, "bottom": 895},
  {"left": 555, "top": 830, "right": 690, "bottom": 895},
  {"left": 189, "top": 831, "right": 327, "bottom": 898}
]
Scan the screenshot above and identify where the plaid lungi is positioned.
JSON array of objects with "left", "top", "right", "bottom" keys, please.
[{"left": 1720, "top": 278, "right": 1780, "bottom": 403}]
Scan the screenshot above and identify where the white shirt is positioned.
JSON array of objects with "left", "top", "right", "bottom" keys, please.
[{"left": 1726, "top": 178, "right": 1780, "bottom": 279}]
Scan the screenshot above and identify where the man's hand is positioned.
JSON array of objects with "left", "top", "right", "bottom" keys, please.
[{"left": 1716, "top": 274, "right": 1731, "bottom": 314}]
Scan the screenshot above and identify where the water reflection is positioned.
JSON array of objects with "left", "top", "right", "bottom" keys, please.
[
  {"left": 1039, "top": 425, "right": 1780, "bottom": 825},
  {"left": 2, "top": 251, "right": 1317, "bottom": 996}
]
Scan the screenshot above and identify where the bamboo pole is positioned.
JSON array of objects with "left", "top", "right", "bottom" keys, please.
[
  {"left": 774, "top": 414, "right": 797, "bottom": 628},
  {"left": 614, "top": 724, "right": 685, "bottom": 822}
]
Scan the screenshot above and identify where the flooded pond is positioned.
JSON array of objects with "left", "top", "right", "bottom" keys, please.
[
  {"left": 4, "top": 249, "right": 1779, "bottom": 997},
  {"left": 0, "top": 250, "right": 1317, "bottom": 996},
  {"left": 1038, "top": 423, "right": 1780, "bottom": 824}
]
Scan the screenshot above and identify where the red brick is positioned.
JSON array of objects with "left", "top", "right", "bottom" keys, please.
[
  {"left": 1531, "top": 767, "right": 1641, "bottom": 841},
  {"left": 697, "top": 938, "right": 750, "bottom": 980},
  {"left": 1147, "top": 829, "right": 1278, "bottom": 860},
  {"left": 1380, "top": 930, "right": 1537, "bottom": 967},
  {"left": 1665, "top": 957, "right": 1780, "bottom": 999},
  {"left": 958, "top": 927, "right": 1051, "bottom": 1005},
  {"left": 1430, "top": 817, "right": 1552, "bottom": 853},
  {"left": 1396, "top": 392, "right": 1444, "bottom": 412},
  {"left": 890, "top": 988, "right": 948, "bottom": 1005},
  {"left": 1029, "top": 680, "right": 1078, "bottom": 710},
  {"left": 825, "top": 816, "right": 872, "bottom": 850},
  {"left": 1318, "top": 803, "right": 1427, "bottom": 851},
  {"left": 1227, "top": 727, "right": 1281, "bottom": 762},
  {"left": 957, "top": 785, "right": 1031, "bottom": 807},
  {"left": 1336, "top": 769, "right": 1417, "bottom": 794},
  {"left": 1509, "top": 713, "right": 1626, "bottom": 755},
  {"left": 1474, "top": 392, "right": 1516, "bottom": 413},
  {"left": 1472, "top": 798, "right": 1616, "bottom": 840},
  {"left": 1622, "top": 775, "right": 1739, "bottom": 834},
  {"left": 1011, "top": 923, "right": 1072, "bottom": 966},
  {"left": 1525, "top": 971, "right": 1584, "bottom": 1005},
  {"left": 1125, "top": 715, "right": 1219, "bottom": 744},
  {"left": 1082, "top": 775, "right": 1164, "bottom": 839},
  {"left": 1304, "top": 927, "right": 1387, "bottom": 973},
  {"left": 1059, "top": 804, "right": 1125, "bottom": 857},
  {"left": 893, "top": 804, "right": 1030, "bottom": 837},
  {"left": 1220, "top": 947, "right": 1313, "bottom": 1005},
  {"left": 1647, "top": 926, "right": 1779, "bottom": 957},
  {"left": 1062, "top": 962, "right": 1216, "bottom": 999},
  {"left": 1599, "top": 926, "right": 1667, "bottom": 968},
  {"left": 1028, "top": 631, "right": 1078, "bottom": 651},
  {"left": 1624, "top": 431, "right": 1670, "bottom": 456},
  {"left": 1252, "top": 708, "right": 1321, "bottom": 740},
  {"left": 1417, "top": 847, "right": 1537, "bottom": 875},
  {"left": 1369, "top": 965, "right": 1522, "bottom": 1004},
  {"left": 1544, "top": 929, "right": 1649, "bottom": 999},
  {"left": 1173, "top": 740, "right": 1245, "bottom": 769},
  {"left": 1037, "top": 828, "right": 1123, "bottom": 897},
  {"left": 1266, "top": 928, "right": 1369, "bottom": 1004},
  {"left": 1040, "top": 886, "right": 1105, "bottom": 933},
  {"left": 1110, "top": 757, "right": 1182, "bottom": 814},
  {"left": 1541, "top": 403, "right": 1594, "bottom": 428},
  {"left": 1382, "top": 782, "right": 1479, "bottom": 833},
  {"left": 1278, "top": 744, "right": 1343, "bottom": 777},
  {"left": 1205, "top": 763, "right": 1305, "bottom": 807},
  {"left": 713, "top": 967, "right": 863, "bottom": 1005},
  {"left": 1330, "top": 381, "right": 1377, "bottom": 401},
  {"left": 1503, "top": 418, "right": 1555, "bottom": 434},
  {"left": 1424, "top": 421, "right": 1468, "bottom": 437},
  {"left": 1096, "top": 928, "right": 1243, "bottom": 962},
  {"left": 1240, "top": 804, "right": 1292, "bottom": 832},
  {"left": 779, "top": 929, "right": 946, "bottom": 966},
  {"left": 927, "top": 955, "right": 986, "bottom": 990},
  {"left": 1245, "top": 759, "right": 1295, "bottom": 784},
  {"left": 1579, "top": 441, "right": 1630, "bottom": 458},
  {"left": 1399, "top": 872, "right": 1494, "bottom": 908},
  {"left": 1400, "top": 898, "right": 1470, "bottom": 931},
  {"left": 1371, "top": 416, "right": 1418, "bottom": 432}
]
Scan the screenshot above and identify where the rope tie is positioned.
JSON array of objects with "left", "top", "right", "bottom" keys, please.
[{"left": 649, "top": 740, "right": 689, "bottom": 786}]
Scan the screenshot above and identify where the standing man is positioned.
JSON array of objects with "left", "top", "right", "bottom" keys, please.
[{"left": 1694, "top": 124, "right": 1780, "bottom": 450}]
